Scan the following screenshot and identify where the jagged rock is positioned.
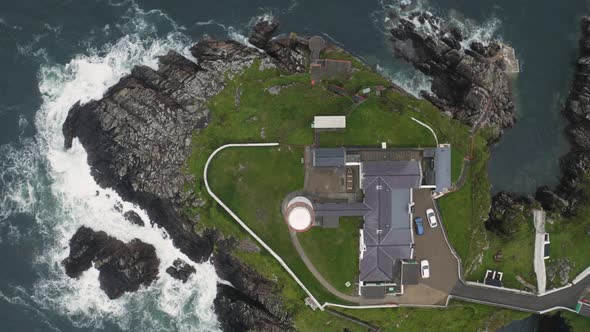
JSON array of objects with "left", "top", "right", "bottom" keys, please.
[
  {"left": 248, "top": 17, "right": 280, "bottom": 50},
  {"left": 214, "top": 284, "right": 294, "bottom": 332},
  {"left": 212, "top": 238, "right": 293, "bottom": 330},
  {"left": 165, "top": 258, "right": 196, "bottom": 282},
  {"left": 388, "top": 11, "right": 515, "bottom": 140},
  {"left": 535, "top": 186, "right": 568, "bottom": 212},
  {"left": 123, "top": 210, "right": 145, "bottom": 227},
  {"left": 547, "top": 258, "right": 573, "bottom": 286},
  {"left": 62, "top": 226, "right": 160, "bottom": 299},
  {"left": 485, "top": 192, "right": 533, "bottom": 237},
  {"left": 61, "top": 21, "right": 300, "bottom": 330}
]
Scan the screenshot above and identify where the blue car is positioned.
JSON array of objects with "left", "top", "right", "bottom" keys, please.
[{"left": 414, "top": 217, "right": 424, "bottom": 235}]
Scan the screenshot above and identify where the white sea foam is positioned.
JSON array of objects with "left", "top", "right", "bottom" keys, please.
[
  {"left": 455, "top": 16, "right": 502, "bottom": 48},
  {"left": 0, "top": 4, "right": 221, "bottom": 331},
  {"left": 0, "top": 140, "right": 41, "bottom": 222}
]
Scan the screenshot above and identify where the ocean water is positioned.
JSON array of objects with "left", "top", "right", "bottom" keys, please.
[{"left": 0, "top": 0, "right": 586, "bottom": 331}]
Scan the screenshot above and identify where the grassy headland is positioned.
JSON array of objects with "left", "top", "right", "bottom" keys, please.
[{"left": 185, "top": 48, "right": 528, "bottom": 330}]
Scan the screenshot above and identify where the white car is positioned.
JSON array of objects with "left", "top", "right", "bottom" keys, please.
[
  {"left": 426, "top": 208, "right": 438, "bottom": 228},
  {"left": 421, "top": 260, "right": 430, "bottom": 279}
]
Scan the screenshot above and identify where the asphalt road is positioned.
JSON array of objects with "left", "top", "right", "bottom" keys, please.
[{"left": 451, "top": 275, "right": 590, "bottom": 313}]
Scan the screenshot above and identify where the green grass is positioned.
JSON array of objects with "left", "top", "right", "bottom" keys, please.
[
  {"left": 438, "top": 135, "right": 536, "bottom": 290},
  {"left": 437, "top": 172, "right": 474, "bottom": 262},
  {"left": 186, "top": 60, "right": 351, "bottom": 188},
  {"left": 336, "top": 300, "right": 528, "bottom": 331},
  {"left": 206, "top": 146, "right": 347, "bottom": 307},
  {"left": 298, "top": 217, "right": 362, "bottom": 295},
  {"left": 471, "top": 219, "right": 536, "bottom": 289},
  {"left": 294, "top": 310, "right": 365, "bottom": 331},
  {"left": 563, "top": 311, "right": 590, "bottom": 331},
  {"left": 545, "top": 185, "right": 590, "bottom": 287}
]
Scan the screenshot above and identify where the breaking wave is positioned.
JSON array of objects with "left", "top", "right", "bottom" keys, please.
[
  {"left": 377, "top": 64, "right": 432, "bottom": 98},
  {"left": 372, "top": 0, "right": 503, "bottom": 96},
  {"left": 0, "top": 4, "right": 220, "bottom": 331}
]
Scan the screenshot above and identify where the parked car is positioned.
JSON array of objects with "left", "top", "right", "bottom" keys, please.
[
  {"left": 426, "top": 208, "right": 438, "bottom": 228},
  {"left": 421, "top": 260, "right": 430, "bottom": 278},
  {"left": 414, "top": 217, "right": 424, "bottom": 235}
]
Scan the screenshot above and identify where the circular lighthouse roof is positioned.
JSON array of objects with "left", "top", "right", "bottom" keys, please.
[
  {"left": 287, "top": 206, "right": 312, "bottom": 231},
  {"left": 284, "top": 196, "right": 314, "bottom": 232}
]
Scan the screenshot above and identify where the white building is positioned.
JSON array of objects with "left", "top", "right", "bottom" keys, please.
[{"left": 312, "top": 116, "right": 346, "bottom": 129}]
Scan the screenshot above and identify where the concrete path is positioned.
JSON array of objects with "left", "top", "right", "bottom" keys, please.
[{"left": 533, "top": 209, "right": 547, "bottom": 294}]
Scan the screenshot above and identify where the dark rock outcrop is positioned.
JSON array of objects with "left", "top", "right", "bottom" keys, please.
[
  {"left": 211, "top": 239, "right": 291, "bottom": 326},
  {"left": 62, "top": 226, "right": 160, "bottom": 299},
  {"left": 534, "top": 16, "right": 590, "bottom": 216},
  {"left": 388, "top": 11, "right": 515, "bottom": 139},
  {"left": 123, "top": 210, "right": 145, "bottom": 227},
  {"left": 248, "top": 17, "right": 280, "bottom": 50},
  {"left": 214, "top": 284, "right": 294, "bottom": 332},
  {"left": 62, "top": 22, "right": 300, "bottom": 330},
  {"left": 165, "top": 258, "right": 196, "bottom": 283},
  {"left": 213, "top": 238, "right": 293, "bottom": 331},
  {"left": 485, "top": 192, "right": 534, "bottom": 238}
]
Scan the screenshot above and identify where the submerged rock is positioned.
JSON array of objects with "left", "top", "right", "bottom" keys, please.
[
  {"left": 62, "top": 226, "right": 160, "bottom": 299},
  {"left": 388, "top": 11, "right": 515, "bottom": 140},
  {"left": 165, "top": 258, "right": 196, "bottom": 282}
]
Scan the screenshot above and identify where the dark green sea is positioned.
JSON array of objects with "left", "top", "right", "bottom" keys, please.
[{"left": 0, "top": 0, "right": 586, "bottom": 330}]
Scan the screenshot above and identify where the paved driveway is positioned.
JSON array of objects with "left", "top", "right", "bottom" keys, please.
[{"left": 411, "top": 188, "right": 460, "bottom": 299}]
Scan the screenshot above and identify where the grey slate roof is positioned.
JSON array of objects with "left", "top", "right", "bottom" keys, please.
[
  {"left": 320, "top": 216, "right": 340, "bottom": 228},
  {"left": 362, "top": 179, "right": 411, "bottom": 246},
  {"left": 435, "top": 146, "right": 451, "bottom": 193},
  {"left": 360, "top": 249, "right": 406, "bottom": 283},
  {"left": 313, "top": 148, "right": 346, "bottom": 167},
  {"left": 313, "top": 203, "right": 370, "bottom": 217},
  {"left": 359, "top": 160, "right": 417, "bottom": 283}
]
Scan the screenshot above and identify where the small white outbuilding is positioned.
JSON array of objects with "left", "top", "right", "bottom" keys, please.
[{"left": 312, "top": 116, "right": 346, "bottom": 129}]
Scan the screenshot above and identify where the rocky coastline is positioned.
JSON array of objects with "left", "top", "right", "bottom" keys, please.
[
  {"left": 387, "top": 10, "right": 516, "bottom": 140},
  {"left": 533, "top": 16, "right": 590, "bottom": 216},
  {"left": 386, "top": 10, "right": 590, "bottom": 235},
  {"left": 61, "top": 18, "right": 303, "bottom": 331},
  {"left": 58, "top": 10, "right": 590, "bottom": 329},
  {"left": 62, "top": 227, "right": 160, "bottom": 299}
]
